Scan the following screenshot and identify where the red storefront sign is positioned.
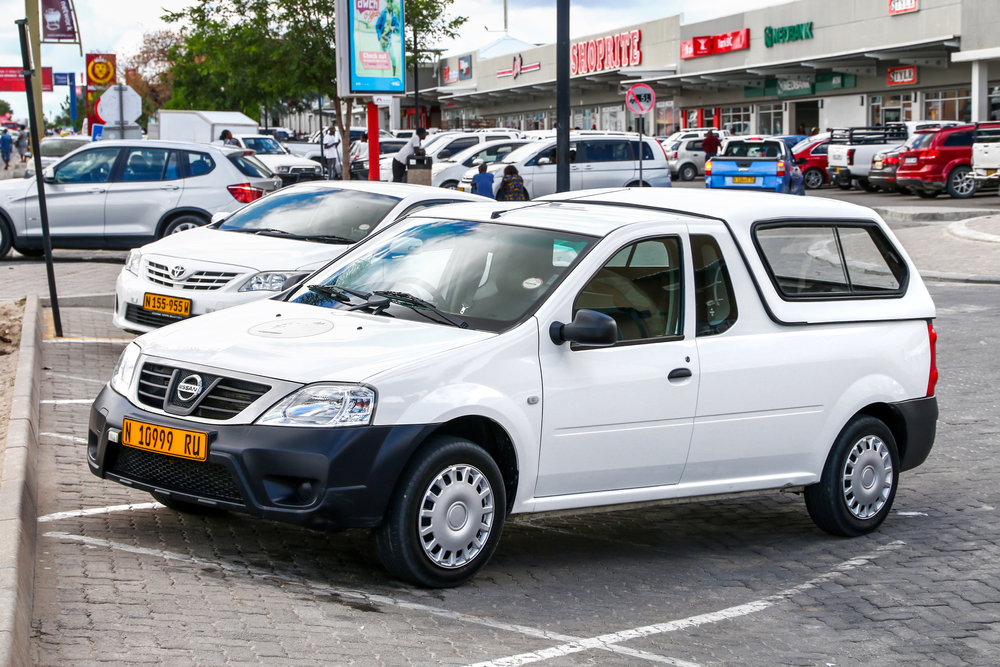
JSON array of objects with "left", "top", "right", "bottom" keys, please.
[
  {"left": 0, "top": 67, "right": 54, "bottom": 92},
  {"left": 86, "top": 54, "right": 117, "bottom": 129},
  {"left": 887, "top": 65, "right": 918, "bottom": 86},
  {"left": 571, "top": 29, "right": 642, "bottom": 76},
  {"left": 682, "top": 29, "right": 750, "bottom": 59},
  {"left": 889, "top": 0, "right": 918, "bottom": 15}
]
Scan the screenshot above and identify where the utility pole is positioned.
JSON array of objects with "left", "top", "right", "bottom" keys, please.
[
  {"left": 413, "top": 28, "right": 420, "bottom": 129},
  {"left": 555, "top": 0, "right": 570, "bottom": 192},
  {"left": 24, "top": 0, "right": 44, "bottom": 135}
]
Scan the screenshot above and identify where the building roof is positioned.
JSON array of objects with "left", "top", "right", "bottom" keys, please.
[{"left": 477, "top": 35, "right": 539, "bottom": 60}]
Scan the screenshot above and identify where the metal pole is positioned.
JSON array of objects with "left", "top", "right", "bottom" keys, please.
[
  {"left": 69, "top": 73, "right": 77, "bottom": 124},
  {"left": 367, "top": 100, "right": 380, "bottom": 181},
  {"left": 413, "top": 33, "right": 420, "bottom": 130},
  {"left": 555, "top": 0, "right": 570, "bottom": 192},
  {"left": 16, "top": 19, "right": 62, "bottom": 337},
  {"left": 318, "top": 96, "right": 325, "bottom": 177},
  {"left": 638, "top": 118, "right": 643, "bottom": 186},
  {"left": 117, "top": 84, "right": 124, "bottom": 136}
]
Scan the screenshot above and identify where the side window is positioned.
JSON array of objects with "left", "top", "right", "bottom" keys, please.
[
  {"left": 629, "top": 141, "right": 656, "bottom": 160},
  {"left": 691, "top": 235, "right": 738, "bottom": 336},
  {"left": 811, "top": 142, "right": 829, "bottom": 156},
  {"left": 447, "top": 137, "right": 479, "bottom": 153},
  {"left": 574, "top": 236, "right": 683, "bottom": 343},
  {"left": 527, "top": 147, "right": 557, "bottom": 166},
  {"left": 184, "top": 152, "right": 216, "bottom": 178},
  {"left": 754, "top": 224, "right": 906, "bottom": 298},
  {"left": 53, "top": 148, "right": 120, "bottom": 184},
  {"left": 688, "top": 140, "right": 704, "bottom": 151},
  {"left": 486, "top": 135, "right": 509, "bottom": 141},
  {"left": 122, "top": 148, "right": 172, "bottom": 182},
  {"left": 943, "top": 130, "right": 973, "bottom": 147},
  {"left": 163, "top": 152, "right": 180, "bottom": 180}
]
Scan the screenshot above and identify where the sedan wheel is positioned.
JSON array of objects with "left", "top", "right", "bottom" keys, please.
[
  {"left": 803, "top": 168, "right": 825, "bottom": 190},
  {"left": 162, "top": 215, "right": 206, "bottom": 237},
  {"left": 679, "top": 164, "right": 697, "bottom": 181}
]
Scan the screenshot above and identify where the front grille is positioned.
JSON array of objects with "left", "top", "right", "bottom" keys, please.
[
  {"left": 145, "top": 261, "right": 237, "bottom": 291},
  {"left": 111, "top": 446, "right": 242, "bottom": 502},
  {"left": 135, "top": 362, "right": 271, "bottom": 421},
  {"left": 125, "top": 304, "right": 186, "bottom": 329}
]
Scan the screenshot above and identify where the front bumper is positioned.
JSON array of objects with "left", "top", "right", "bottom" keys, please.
[
  {"left": 88, "top": 385, "right": 438, "bottom": 530},
  {"left": 278, "top": 172, "right": 323, "bottom": 187}
]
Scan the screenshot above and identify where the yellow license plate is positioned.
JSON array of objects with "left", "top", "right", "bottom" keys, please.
[
  {"left": 733, "top": 176, "right": 756, "bottom": 184},
  {"left": 122, "top": 418, "right": 208, "bottom": 462},
  {"left": 988, "top": 169, "right": 997, "bottom": 176},
  {"left": 143, "top": 293, "right": 191, "bottom": 317}
]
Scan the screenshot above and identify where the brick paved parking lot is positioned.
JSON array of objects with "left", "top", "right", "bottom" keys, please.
[{"left": 22, "top": 280, "right": 1000, "bottom": 666}]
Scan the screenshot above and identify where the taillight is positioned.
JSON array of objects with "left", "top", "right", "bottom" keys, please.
[
  {"left": 705, "top": 159, "right": 712, "bottom": 175},
  {"left": 776, "top": 160, "right": 785, "bottom": 177},
  {"left": 847, "top": 148, "right": 856, "bottom": 166},
  {"left": 227, "top": 183, "right": 265, "bottom": 204},
  {"left": 672, "top": 151, "right": 679, "bottom": 160},
  {"left": 918, "top": 149, "right": 940, "bottom": 161},
  {"left": 927, "top": 322, "right": 938, "bottom": 397},
  {"left": 885, "top": 155, "right": 900, "bottom": 166}
]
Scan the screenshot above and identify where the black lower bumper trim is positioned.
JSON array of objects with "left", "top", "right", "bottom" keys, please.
[{"left": 891, "top": 395, "right": 938, "bottom": 472}]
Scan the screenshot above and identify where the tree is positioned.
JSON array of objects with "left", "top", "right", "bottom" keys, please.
[
  {"left": 51, "top": 93, "right": 84, "bottom": 131},
  {"left": 0, "top": 99, "right": 11, "bottom": 116},
  {"left": 120, "top": 30, "right": 181, "bottom": 127}
]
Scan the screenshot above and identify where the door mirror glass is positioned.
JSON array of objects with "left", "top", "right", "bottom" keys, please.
[
  {"left": 438, "top": 149, "right": 451, "bottom": 160},
  {"left": 472, "top": 158, "right": 485, "bottom": 167},
  {"left": 537, "top": 156, "right": 552, "bottom": 165},
  {"left": 549, "top": 309, "right": 617, "bottom": 346},
  {"left": 211, "top": 211, "right": 232, "bottom": 225}
]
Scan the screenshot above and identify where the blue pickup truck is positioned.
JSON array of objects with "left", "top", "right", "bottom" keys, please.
[{"left": 705, "top": 138, "right": 805, "bottom": 195}]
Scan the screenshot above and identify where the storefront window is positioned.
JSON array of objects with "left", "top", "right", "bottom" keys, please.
[
  {"left": 924, "top": 89, "right": 972, "bottom": 123},
  {"left": 990, "top": 87, "right": 1000, "bottom": 122},
  {"left": 870, "top": 94, "right": 913, "bottom": 125},
  {"left": 758, "top": 103, "right": 783, "bottom": 135},
  {"left": 722, "top": 106, "right": 752, "bottom": 135},
  {"left": 655, "top": 102, "right": 677, "bottom": 137},
  {"left": 686, "top": 109, "right": 698, "bottom": 129},
  {"left": 602, "top": 105, "right": 624, "bottom": 132}
]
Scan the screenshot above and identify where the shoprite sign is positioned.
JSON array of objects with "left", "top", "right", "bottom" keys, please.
[
  {"left": 764, "top": 22, "right": 813, "bottom": 48},
  {"left": 571, "top": 29, "right": 642, "bottom": 75}
]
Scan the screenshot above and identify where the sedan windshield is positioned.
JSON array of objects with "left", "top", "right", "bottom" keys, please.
[
  {"left": 242, "top": 137, "right": 286, "bottom": 155},
  {"left": 290, "top": 218, "right": 595, "bottom": 332},
  {"left": 218, "top": 187, "right": 401, "bottom": 242}
]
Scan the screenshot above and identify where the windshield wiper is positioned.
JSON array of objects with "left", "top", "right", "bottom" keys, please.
[
  {"left": 252, "top": 228, "right": 296, "bottom": 236},
  {"left": 299, "top": 234, "right": 355, "bottom": 244},
  {"left": 373, "top": 290, "right": 469, "bottom": 329},
  {"left": 307, "top": 284, "right": 372, "bottom": 304}
]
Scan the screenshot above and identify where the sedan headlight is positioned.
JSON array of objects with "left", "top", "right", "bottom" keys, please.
[
  {"left": 110, "top": 343, "right": 141, "bottom": 395},
  {"left": 258, "top": 384, "right": 375, "bottom": 427},
  {"left": 124, "top": 250, "right": 141, "bottom": 276},
  {"left": 276, "top": 166, "right": 291, "bottom": 174},
  {"left": 239, "top": 272, "right": 295, "bottom": 292}
]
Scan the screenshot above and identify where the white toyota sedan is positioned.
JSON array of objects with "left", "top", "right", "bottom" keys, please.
[{"left": 113, "top": 181, "right": 483, "bottom": 333}]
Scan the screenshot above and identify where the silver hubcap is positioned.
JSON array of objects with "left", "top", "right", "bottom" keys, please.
[
  {"left": 952, "top": 170, "right": 975, "bottom": 196},
  {"left": 419, "top": 464, "right": 494, "bottom": 569},
  {"left": 170, "top": 222, "right": 198, "bottom": 234},
  {"left": 804, "top": 170, "right": 823, "bottom": 188},
  {"left": 842, "top": 435, "right": 893, "bottom": 519}
]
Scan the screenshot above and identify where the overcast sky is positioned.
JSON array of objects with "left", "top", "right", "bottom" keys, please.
[{"left": 1, "top": 0, "right": 788, "bottom": 122}]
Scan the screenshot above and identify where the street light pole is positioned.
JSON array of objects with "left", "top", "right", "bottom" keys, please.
[{"left": 555, "top": 0, "right": 570, "bottom": 192}]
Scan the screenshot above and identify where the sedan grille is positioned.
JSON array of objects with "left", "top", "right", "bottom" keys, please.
[
  {"left": 145, "top": 261, "right": 238, "bottom": 291},
  {"left": 111, "top": 446, "right": 243, "bottom": 502},
  {"left": 136, "top": 362, "right": 271, "bottom": 421},
  {"left": 124, "top": 303, "right": 185, "bottom": 329}
]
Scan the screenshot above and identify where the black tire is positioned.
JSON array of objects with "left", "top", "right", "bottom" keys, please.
[
  {"left": 837, "top": 179, "right": 853, "bottom": 190},
  {"left": 679, "top": 163, "right": 698, "bottom": 181},
  {"left": 897, "top": 186, "right": 911, "bottom": 195},
  {"left": 441, "top": 180, "right": 459, "bottom": 190},
  {"left": 805, "top": 415, "right": 899, "bottom": 537},
  {"left": 858, "top": 178, "right": 879, "bottom": 193},
  {"left": 373, "top": 436, "right": 506, "bottom": 588},
  {"left": 803, "top": 168, "right": 825, "bottom": 190},
  {"left": 915, "top": 189, "right": 940, "bottom": 199},
  {"left": 0, "top": 219, "right": 13, "bottom": 259},
  {"left": 946, "top": 165, "right": 978, "bottom": 199},
  {"left": 15, "top": 247, "right": 44, "bottom": 258},
  {"left": 151, "top": 491, "right": 226, "bottom": 515},
  {"left": 161, "top": 214, "right": 207, "bottom": 238}
]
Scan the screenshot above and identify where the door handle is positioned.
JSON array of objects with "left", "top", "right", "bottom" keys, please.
[
  {"left": 668, "top": 368, "right": 692, "bottom": 380},
  {"left": 87, "top": 188, "right": 106, "bottom": 194},
  {"left": 160, "top": 185, "right": 180, "bottom": 191}
]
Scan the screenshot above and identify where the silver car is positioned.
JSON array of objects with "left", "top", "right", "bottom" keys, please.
[{"left": 0, "top": 140, "right": 281, "bottom": 258}]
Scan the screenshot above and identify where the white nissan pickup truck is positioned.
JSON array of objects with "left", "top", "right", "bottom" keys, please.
[
  {"left": 972, "top": 122, "right": 1000, "bottom": 187},
  {"left": 827, "top": 121, "right": 957, "bottom": 191},
  {"left": 89, "top": 188, "right": 939, "bottom": 587}
]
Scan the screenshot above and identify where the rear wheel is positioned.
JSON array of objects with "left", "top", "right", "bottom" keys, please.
[
  {"left": 858, "top": 178, "right": 880, "bottom": 193},
  {"left": 0, "top": 219, "right": 12, "bottom": 259},
  {"left": 838, "top": 179, "right": 853, "bottom": 191},
  {"left": 679, "top": 163, "right": 697, "bottom": 181},
  {"left": 805, "top": 416, "right": 899, "bottom": 537},
  {"left": 161, "top": 214, "right": 206, "bottom": 238},
  {"left": 915, "top": 189, "right": 940, "bottom": 199},
  {"left": 374, "top": 436, "right": 506, "bottom": 588},
  {"left": 946, "top": 165, "right": 977, "bottom": 199},
  {"left": 803, "top": 168, "right": 825, "bottom": 190},
  {"left": 441, "top": 180, "right": 459, "bottom": 190}
]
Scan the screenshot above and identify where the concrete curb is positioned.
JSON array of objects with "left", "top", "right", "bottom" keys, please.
[
  {"left": 0, "top": 296, "right": 42, "bottom": 667},
  {"left": 873, "top": 206, "right": 1000, "bottom": 224},
  {"left": 945, "top": 217, "right": 1000, "bottom": 245},
  {"left": 40, "top": 293, "right": 114, "bottom": 309}
]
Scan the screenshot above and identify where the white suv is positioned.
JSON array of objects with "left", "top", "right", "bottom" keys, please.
[{"left": 90, "top": 187, "right": 936, "bottom": 587}]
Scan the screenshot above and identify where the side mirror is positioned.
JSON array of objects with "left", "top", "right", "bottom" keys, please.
[
  {"left": 438, "top": 149, "right": 451, "bottom": 160},
  {"left": 471, "top": 158, "right": 485, "bottom": 166},
  {"left": 537, "top": 157, "right": 552, "bottom": 165},
  {"left": 549, "top": 309, "right": 617, "bottom": 347},
  {"left": 280, "top": 273, "right": 309, "bottom": 291},
  {"left": 210, "top": 211, "right": 231, "bottom": 225}
]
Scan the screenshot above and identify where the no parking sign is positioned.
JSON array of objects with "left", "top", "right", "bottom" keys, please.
[{"left": 625, "top": 83, "right": 655, "bottom": 115}]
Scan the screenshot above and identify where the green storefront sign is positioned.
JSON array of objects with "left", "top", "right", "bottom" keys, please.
[
  {"left": 764, "top": 22, "right": 813, "bottom": 47},
  {"left": 744, "top": 72, "right": 855, "bottom": 99}
]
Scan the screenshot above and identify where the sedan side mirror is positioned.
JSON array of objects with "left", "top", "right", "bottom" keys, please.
[
  {"left": 210, "top": 211, "right": 231, "bottom": 225},
  {"left": 537, "top": 157, "right": 552, "bottom": 166},
  {"left": 471, "top": 158, "right": 485, "bottom": 167},
  {"left": 549, "top": 309, "right": 617, "bottom": 347}
]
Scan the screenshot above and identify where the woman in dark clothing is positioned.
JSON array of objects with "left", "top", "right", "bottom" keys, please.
[{"left": 495, "top": 165, "right": 530, "bottom": 201}]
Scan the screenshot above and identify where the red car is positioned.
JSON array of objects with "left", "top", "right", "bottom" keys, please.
[
  {"left": 896, "top": 124, "right": 978, "bottom": 199},
  {"left": 792, "top": 133, "right": 831, "bottom": 190}
]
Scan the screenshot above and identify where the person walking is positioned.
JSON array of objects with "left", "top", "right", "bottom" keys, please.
[
  {"left": 0, "top": 129, "right": 11, "bottom": 170},
  {"left": 470, "top": 163, "right": 494, "bottom": 197},
  {"left": 16, "top": 127, "right": 28, "bottom": 164},
  {"left": 323, "top": 124, "right": 342, "bottom": 179},
  {"left": 702, "top": 130, "right": 721, "bottom": 161},
  {"left": 392, "top": 127, "right": 426, "bottom": 182},
  {"left": 495, "top": 165, "right": 529, "bottom": 201}
]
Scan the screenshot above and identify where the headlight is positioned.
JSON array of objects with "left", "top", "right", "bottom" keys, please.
[
  {"left": 240, "top": 272, "right": 295, "bottom": 292},
  {"left": 258, "top": 384, "right": 375, "bottom": 427},
  {"left": 125, "top": 250, "right": 141, "bottom": 276},
  {"left": 110, "top": 343, "right": 141, "bottom": 395},
  {"left": 276, "top": 166, "right": 291, "bottom": 174}
]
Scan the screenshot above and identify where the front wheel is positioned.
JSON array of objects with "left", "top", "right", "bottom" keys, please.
[
  {"left": 805, "top": 415, "right": 899, "bottom": 537},
  {"left": 374, "top": 436, "right": 506, "bottom": 587},
  {"left": 679, "top": 163, "right": 697, "bottom": 181},
  {"left": 0, "top": 219, "right": 12, "bottom": 259},
  {"left": 441, "top": 180, "right": 459, "bottom": 190},
  {"left": 803, "top": 168, "right": 825, "bottom": 190}
]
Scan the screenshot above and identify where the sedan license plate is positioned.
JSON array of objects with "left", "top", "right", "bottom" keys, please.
[
  {"left": 121, "top": 418, "right": 208, "bottom": 462},
  {"left": 905, "top": 157, "right": 917, "bottom": 164},
  {"left": 733, "top": 176, "right": 756, "bottom": 184},
  {"left": 143, "top": 293, "right": 191, "bottom": 317}
]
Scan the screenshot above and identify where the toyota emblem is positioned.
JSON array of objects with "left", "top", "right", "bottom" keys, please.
[
  {"left": 176, "top": 374, "right": 204, "bottom": 402},
  {"left": 170, "top": 266, "right": 186, "bottom": 280}
]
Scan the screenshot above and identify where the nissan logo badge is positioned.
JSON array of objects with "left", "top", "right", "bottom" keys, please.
[{"left": 176, "top": 374, "right": 204, "bottom": 402}]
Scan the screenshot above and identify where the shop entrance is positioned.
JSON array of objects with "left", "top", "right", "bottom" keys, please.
[{"left": 795, "top": 101, "right": 820, "bottom": 135}]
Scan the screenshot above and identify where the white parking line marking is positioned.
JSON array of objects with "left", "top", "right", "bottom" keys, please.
[
  {"left": 40, "top": 399, "right": 94, "bottom": 404},
  {"left": 45, "top": 372, "right": 107, "bottom": 385},
  {"left": 39, "top": 502, "right": 164, "bottom": 523},
  {"left": 895, "top": 511, "right": 928, "bottom": 516},
  {"left": 42, "top": 530, "right": 697, "bottom": 666},
  {"left": 39, "top": 432, "right": 88, "bottom": 444},
  {"left": 463, "top": 541, "right": 905, "bottom": 667}
]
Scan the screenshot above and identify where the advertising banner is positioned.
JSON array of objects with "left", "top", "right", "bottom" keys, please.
[
  {"left": 458, "top": 55, "right": 472, "bottom": 80},
  {"left": 335, "top": 0, "right": 405, "bottom": 96},
  {"left": 889, "top": 0, "right": 918, "bottom": 15},
  {"left": 887, "top": 65, "right": 918, "bottom": 86},
  {"left": 443, "top": 64, "right": 458, "bottom": 84},
  {"left": 680, "top": 36, "right": 712, "bottom": 60},
  {"left": 713, "top": 29, "right": 750, "bottom": 54},
  {"left": 0, "top": 67, "right": 53, "bottom": 92},
  {"left": 41, "top": 0, "right": 78, "bottom": 41},
  {"left": 86, "top": 54, "right": 117, "bottom": 133}
]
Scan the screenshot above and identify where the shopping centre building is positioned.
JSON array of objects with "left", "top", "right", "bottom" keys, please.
[{"left": 411, "top": 0, "right": 999, "bottom": 136}]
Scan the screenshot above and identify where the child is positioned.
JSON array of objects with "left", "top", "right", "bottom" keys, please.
[
  {"left": 470, "top": 163, "right": 494, "bottom": 197},
  {"left": 495, "top": 165, "right": 529, "bottom": 201}
]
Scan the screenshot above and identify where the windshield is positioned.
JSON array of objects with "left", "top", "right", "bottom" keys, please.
[
  {"left": 501, "top": 142, "right": 546, "bottom": 164},
  {"left": 218, "top": 187, "right": 401, "bottom": 241},
  {"left": 723, "top": 141, "right": 782, "bottom": 158},
  {"left": 289, "top": 218, "right": 595, "bottom": 332},
  {"left": 904, "top": 132, "right": 936, "bottom": 150},
  {"left": 228, "top": 154, "right": 275, "bottom": 178},
  {"left": 242, "top": 137, "right": 286, "bottom": 155}
]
